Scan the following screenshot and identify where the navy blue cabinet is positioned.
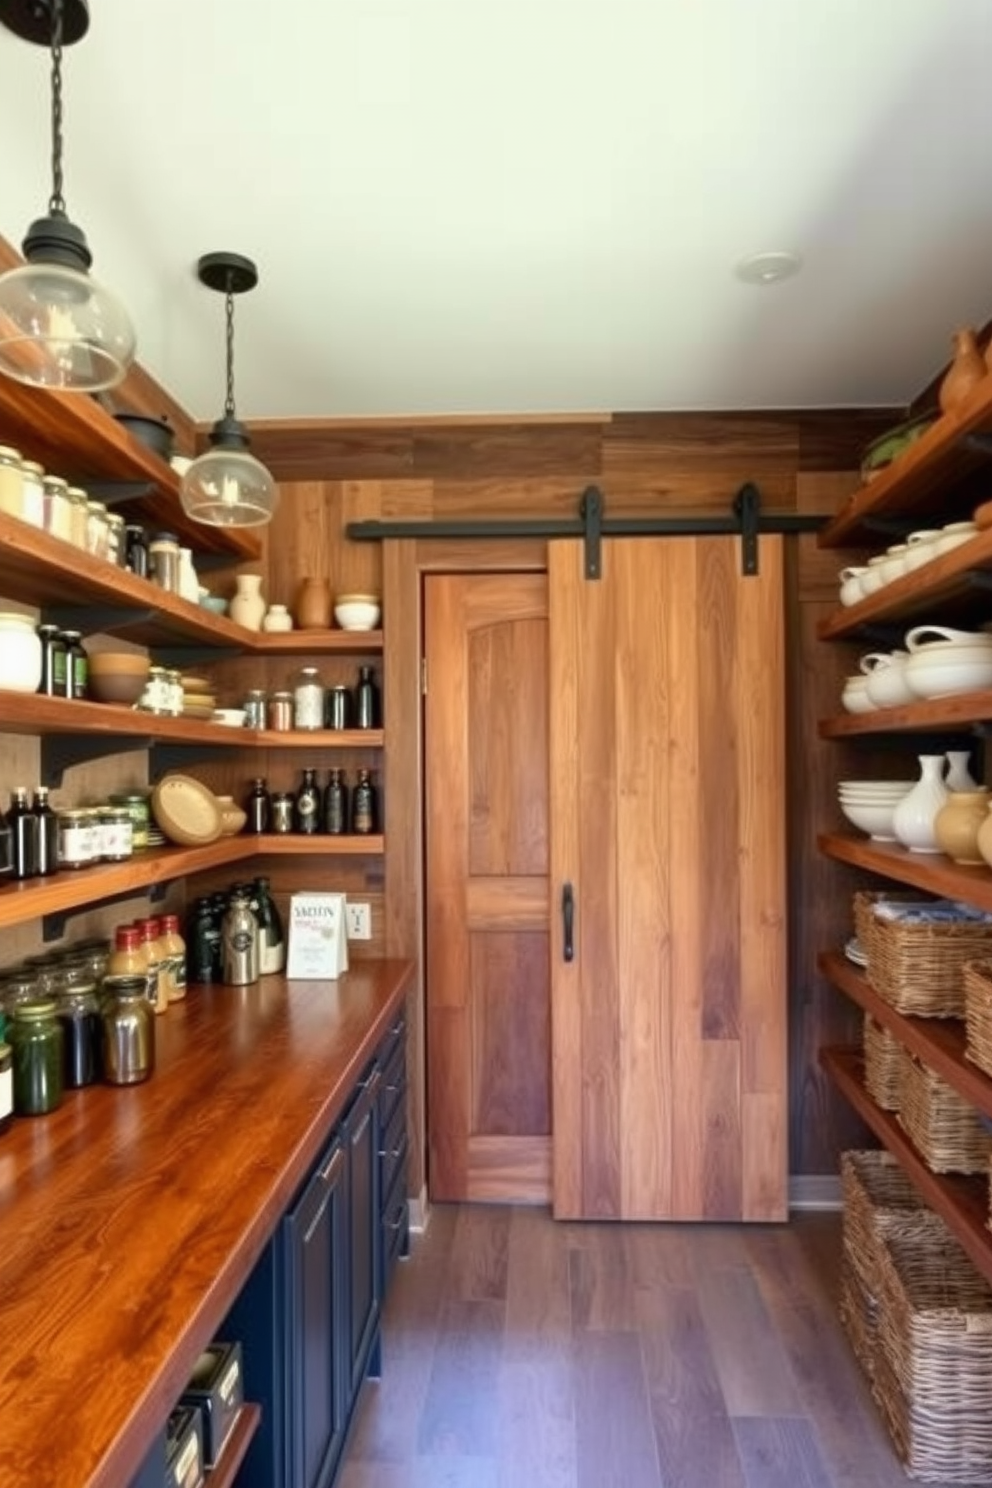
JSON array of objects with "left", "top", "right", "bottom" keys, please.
[
  {"left": 377, "top": 1011, "right": 409, "bottom": 1293},
  {"left": 343, "top": 1069, "right": 381, "bottom": 1406}
]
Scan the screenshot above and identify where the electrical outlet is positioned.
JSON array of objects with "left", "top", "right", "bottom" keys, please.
[{"left": 346, "top": 901, "right": 372, "bottom": 941}]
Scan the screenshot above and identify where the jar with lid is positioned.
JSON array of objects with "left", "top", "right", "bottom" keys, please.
[
  {"left": 60, "top": 629, "right": 87, "bottom": 699},
  {"left": 293, "top": 666, "right": 324, "bottom": 730},
  {"left": 149, "top": 532, "right": 180, "bottom": 592},
  {"left": 74, "top": 937, "right": 111, "bottom": 985},
  {"left": 85, "top": 500, "right": 110, "bottom": 560},
  {"left": 9, "top": 1000, "right": 63, "bottom": 1114},
  {"left": 105, "top": 511, "right": 125, "bottom": 566},
  {"left": 58, "top": 983, "right": 101, "bottom": 1087},
  {"left": 138, "top": 665, "right": 169, "bottom": 715},
  {"left": 101, "top": 977, "right": 155, "bottom": 1085},
  {"left": 267, "top": 691, "right": 293, "bottom": 732},
  {"left": 0, "top": 445, "right": 23, "bottom": 518},
  {"left": 159, "top": 914, "right": 187, "bottom": 1002},
  {"left": 109, "top": 790, "right": 150, "bottom": 851},
  {"left": 2, "top": 972, "right": 41, "bottom": 1013},
  {"left": 98, "top": 807, "right": 132, "bottom": 862},
  {"left": 123, "top": 523, "right": 148, "bottom": 577},
  {"left": 37, "top": 624, "right": 67, "bottom": 696},
  {"left": 327, "top": 684, "right": 351, "bottom": 731},
  {"left": 19, "top": 460, "right": 44, "bottom": 528},
  {"left": 65, "top": 486, "right": 89, "bottom": 547},
  {"left": 0, "top": 613, "right": 42, "bottom": 694},
  {"left": 108, "top": 925, "right": 146, "bottom": 980},
  {"left": 41, "top": 475, "right": 70, "bottom": 541},
  {"left": 243, "top": 689, "right": 267, "bottom": 730},
  {"left": 0, "top": 1043, "right": 12, "bottom": 1134},
  {"left": 135, "top": 918, "right": 168, "bottom": 1013},
  {"left": 166, "top": 669, "right": 184, "bottom": 716}
]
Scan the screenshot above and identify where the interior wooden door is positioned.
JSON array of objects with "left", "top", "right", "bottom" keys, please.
[
  {"left": 424, "top": 572, "right": 551, "bottom": 1203},
  {"left": 549, "top": 535, "right": 787, "bottom": 1221}
]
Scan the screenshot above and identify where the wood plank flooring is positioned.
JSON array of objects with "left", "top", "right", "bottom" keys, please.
[{"left": 340, "top": 1204, "right": 959, "bottom": 1488}]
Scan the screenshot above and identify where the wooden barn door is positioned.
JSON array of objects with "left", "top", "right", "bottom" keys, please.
[{"left": 549, "top": 535, "right": 787, "bottom": 1221}]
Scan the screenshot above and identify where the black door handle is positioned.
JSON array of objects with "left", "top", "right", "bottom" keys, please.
[{"left": 562, "top": 882, "right": 575, "bottom": 963}]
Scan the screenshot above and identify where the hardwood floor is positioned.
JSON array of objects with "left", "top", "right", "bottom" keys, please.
[{"left": 341, "top": 1204, "right": 965, "bottom": 1488}]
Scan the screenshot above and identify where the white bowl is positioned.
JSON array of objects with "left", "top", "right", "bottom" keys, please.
[
  {"left": 334, "top": 595, "right": 381, "bottom": 631},
  {"left": 838, "top": 800, "right": 901, "bottom": 840},
  {"left": 839, "top": 785, "right": 912, "bottom": 797},
  {"left": 213, "top": 708, "right": 248, "bottom": 728},
  {"left": 905, "top": 653, "right": 992, "bottom": 699},
  {"left": 841, "top": 677, "right": 877, "bottom": 714}
]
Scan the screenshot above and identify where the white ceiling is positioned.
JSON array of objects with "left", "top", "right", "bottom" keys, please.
[{"left": 1, "top": 0, "right": 991, "bottom": 421}]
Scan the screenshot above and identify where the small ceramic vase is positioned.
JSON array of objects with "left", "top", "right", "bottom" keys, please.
[
  {"left": 262, "top": 604, "right": 293, "bottom": 633},
  {"left": 295, "top": 577, "right": 332, "bottom": 630},
  {"left": 230, "top": 573, "right": 266, "bottom": 631},
  {"left": 939, "top": 328, "right": 986, "bottom": 415},
  {"left": 892, "top": 754, "right": 948, "bottom": 854},
  {"left": 935, "top": 790, "right": 991, "bottom": 865},
  {"left": 946, "top": 750, "right": 979, "bottom": 792}
]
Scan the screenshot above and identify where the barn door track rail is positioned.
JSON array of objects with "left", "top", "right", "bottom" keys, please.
[{"left": 346, "top": 483, "right": 826, "bottom": 578}]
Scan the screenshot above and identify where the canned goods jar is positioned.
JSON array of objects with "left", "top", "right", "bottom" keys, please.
[
  {"left": 109, "top": 791, "right": 151, "bottom": 851},
  {"left": 19, "top": 460, "right": 44, "bottom": 528},
  {"left": 58, "top": 810, "right": 96, "bottom": 868},
  {"left": 243, "top": 690, "right": 267, "bottom": 730},
  {"left": 65, "top": 486, "right": 89, "bottom": 547},
  {"left": 138, "top": 665, "right": 169, "bottom": 715},
  {"left": 41, "top": 475, "right": 71, "bottom": 541},
  {"left": 293, "top": 667, "right": 324, "bottom": 730},
  {"left": 9, "top": 1000, "right": 63, "bottom": 1115},
  {"left": 267, "top": 691, "right": 293, "bottom": 731},
  {"left": 58, "top": 983, "right": 102, "bottom": 1088},
  {"left": 98, "top": 808, "right": 133, "bottom": 862}
]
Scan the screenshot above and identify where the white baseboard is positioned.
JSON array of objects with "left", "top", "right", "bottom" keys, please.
[
  {"left": 789, "top": 1173, "right": 842, "bottom": 1211},
  {"left": 407, "top": 1185, "right": 429, "bottom": 1233}
]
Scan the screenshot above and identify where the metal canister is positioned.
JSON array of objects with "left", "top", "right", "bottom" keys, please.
[
  {"left": 267, "top": 691, "right": 293, "bottom": 732},
  {"left": 221, "top": 893, "right": 259, "bottom": 986},
  {"left": 243, "top": 689, "right": 267, "bottom": 730},
  {"left": 327, "top": 685, "right": 352, "bottom": 731},
  {"left": 101, "top": 976, "right": 155, "bottom": 1085},
  {"left": 270, "top": 792, "right": 295, "bottom": 834}
]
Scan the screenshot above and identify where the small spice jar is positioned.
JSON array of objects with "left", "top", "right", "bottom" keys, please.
[
  {"left": 267, "top": 691, "right": 293, "bottom": 732},
  {"left": 0, "top": 445, "right": 24, "bottom": 518},
  {"left": 65, "top": 486, "right": 89, "bottom": 548},
  {"left": 243, "top": 689, "right": 267, "bottom": 730},
  {"left": 9, "top": 999, "right": 64, "bottom": 1115},
  {"left": 58, "top": 982, "right": 102, "bottom": 1088},
  {"left": 102, "top": 976, "right": 155, "bottom": 1085},
  {"left": 57, "top": 809, "right": 96, "bottom": 869},
  {"left": 19, "top": 460, "right": 44, "bottom": 528},
  {"left": 41, "top": 475, "right": 71, "bottom": 541},
  {"left": 149, "top": 532, "right": 180, "bottom": 592},
  {"left": 293, "top": 666, "right": 324, "bottom": 730},
  {"left": 108, "top": 790, "right": 151, "bottom": 851},
  {"left": 0, "top": 1042, "right": 12, "bottom": 1134}
]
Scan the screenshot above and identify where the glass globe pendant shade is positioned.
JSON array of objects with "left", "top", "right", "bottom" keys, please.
[
  {"left": 180, "top": 422, "right": 278, "bottom": 528},
  {"left": 0, "top": 252, "right": 136, "bottom": 392}
]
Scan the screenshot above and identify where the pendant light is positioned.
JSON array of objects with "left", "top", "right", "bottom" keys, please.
[
  {"left": 0, "top": 0, "right": 136, "bottom": 391},
  {"left": 180, "top": 252, "right": 278, "bottom": 528}
]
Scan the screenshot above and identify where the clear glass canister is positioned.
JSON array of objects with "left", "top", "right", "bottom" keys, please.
[
  {"left": 0, "top": 445, "right": 24, "bottom": 518},
  {"left": 85, "top": 500, "right": 110, "bottom": 560},
  {"left": 41, "top": 475, "right": 71, "bottom": 540},
  {"left": 267, "top": 691, "right": 293, "bottom": 731},
  {"left": 20, "top": 460, "right": 44, "bottom": 528},
  {"left": 138, "top": 665, "right": 169, "bottom": 714},
  {"left": 101, "top": 977, "right": 155, "bottom": 1085},
  {"left": 57, "top": 809, "right": 95, "bottom": 869},
  {"left": 98, "top": 808, "right": 133, "bottom": 862},
  {"left": 166, "top": 669, "right": 184, "bottom": 715},
  {"left": 293, "top": 667, "right": 324, "bottom": 730},
  {"left": 9, "top": 999, "right": 64, "bottom": 1114},
  {"left": 105, "top": 512, "right": 126, "bottom": 565},
  {"left": 65, "top": 487, "right": 89, "bottom": 548},
  {"left": 243, "top": 689, "right": 267, "bottom": 730},
  {"left": 108, "top": 791, "right": 150, "bottom": 850},
  {"left": 149, "top": 534, "right": 180, "bottom": 592}
]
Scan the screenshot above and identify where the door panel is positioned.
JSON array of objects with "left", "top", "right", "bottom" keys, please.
[
  {"left": 425, "top": 572, "right": 551, "bottom": 1203},
  {"left": 549, "top": 536, "right": 787, "bottom": 1222}
]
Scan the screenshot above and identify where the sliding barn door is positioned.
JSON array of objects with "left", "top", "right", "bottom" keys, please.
[{"left": 549, "top": 536, "right": 787, "bottom": 1221}]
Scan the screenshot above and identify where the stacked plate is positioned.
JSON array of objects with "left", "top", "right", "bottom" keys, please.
[{"left": 838, "top": 780, "right": 912, "bottom": 842}]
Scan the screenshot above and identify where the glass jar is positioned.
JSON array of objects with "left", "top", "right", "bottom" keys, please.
[
  {"left": 105, "top": 512, "right": 125, "bottom": 566},
  {"left": 41, "top": 475, "right": 71, "bottom": 541},
  {"left": 9, "top": 1000, "right": 63, "bottom": 1114},
  {"left": 243, "top": 689, "right": 267, "bottom": 730},
  {"left": 0, "top": 445, "right": 24, "bottom": 518},
  {"left": 270, "top": 792, "right": 295, "bottom": 834},
  {"left": 108, "top": 790, "right": 151, "bottom": 851},
  {"left": 37, "top": 624, "right": 67, "bottom": 696},
  {"left": 102, "top": 977, "right": 155, "bottom": 1085},
  {"left": 58, "top": 983, "right": 102, "bottom": 1088},
  {"left": 138, "top": 665, "right": 169, "bottom": 715},
  {"left": 98, "top": 808, "right": 133, "bottom": 862},
  {"left": 57, "top": 809, "right": 95, "bottom": 869},
  {"left": 166, "top": 669, "right": 184, "bottom": 716},
  {"left": 293, "top": 667, "right": 324, "bottom": 730},
  {"left": 19, "top": 460, "right": 44, "bottom": 528},
  {"left": 149, "top": 533, "right": 180, "bottom": 592},
  {"left": 65, "top": 486, "right": 89, "bottom": 548},
  {"left": 0, "top": 1043, "right": 12, "bottom": 1134},
  {"left": 85, "top": 500, "right": 110, "bottom": 560},
  {"left": 267, "top": 691, "right": 293, "bottom": 732},
  {"left": 59, "top": 628, "right": 87, "bottom": 699}
]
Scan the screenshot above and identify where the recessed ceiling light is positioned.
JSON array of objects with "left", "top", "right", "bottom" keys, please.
[{"left": 735, "top": 251, "right": 803, "bottom": 286}]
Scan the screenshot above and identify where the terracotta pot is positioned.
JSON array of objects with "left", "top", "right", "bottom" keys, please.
[
  {"left": 295, "top": 577, "right": 332, "bottom": 630},
  {"left": 934, "top": 790, "right": 990, "bottom": 865},
  {"left": 939, "top": 328, "right": 986, "bottom": 415}
]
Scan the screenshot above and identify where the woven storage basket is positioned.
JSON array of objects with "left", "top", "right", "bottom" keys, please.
[
  {"left": 841, "top": 1151, "right": 945, "bottom": 1298},
  {"left": 964, "top": 959, "right": 992, "bottom": 1081},
  {"left": 863, "top": 1014, "right": 905, "bottom": 1112},
  {"left": 839, "top": 1248, "right": 880, "bottom": 1380},
  {"left": 853, "top": 889, "right": 921, "bottom": 965},
  {"left": 897, "top": 1052, "right": 992, "bottom": 1174},
  {"left": 854, "top": 890, "right": 992, "bottom": 1018},
  {"left": 874, "top": 1226, "right": 992, "bottom": 1482}
]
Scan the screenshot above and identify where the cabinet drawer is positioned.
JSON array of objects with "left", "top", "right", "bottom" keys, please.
[
  {"left": 381, "top": 1166, "right": 408, "bottom": 1291},
  {"left": 379, "top": 1011, "right": 406, "bottom": 1068},
  {"left": 379, "top": 1043, "right": 406, "bottom": 1131},
  {"left": 378, "top": 1099, "right": 407, "bottom": 1202}
]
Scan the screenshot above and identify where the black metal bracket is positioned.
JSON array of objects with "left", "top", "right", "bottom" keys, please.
[
  {"left": 150, "top": 743, "right": 234, "bottom": 778},
  {"left": 41, "top": 733, "right": 153, "bottom": 789},
  {"left": 580, "top": 487, "right": 602, "bottom": 579},
  {"left": 43, "top": 879, "right": 169, "bottom": 944},
  {"left": 966, "top": 570, "right": 992, "bottom": 593},
  {"left": 734, "top": 482, "right": 760, "bottom": 575},
  {"left": 44, "top": 605, "right": 156, "bottom": 637},
  {"left": 152, "top": 646, "right": 234, "bottom": 668},
  {"left": 961, "top": 433, "right": 992, "bottom": 458},
  {"left": 861, "top": 515, "right": 920, "bottom": 538},
  {"left": 81, "top": 481, "right": 158, "bottom": 508}
]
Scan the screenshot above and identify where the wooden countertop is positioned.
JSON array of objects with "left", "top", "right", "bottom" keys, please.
[{"left": 0, "top": 959, "right": 414, "bottom": 1488}]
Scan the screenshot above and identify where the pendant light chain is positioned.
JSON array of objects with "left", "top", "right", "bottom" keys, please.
[
  {"left": 49, "top": 0, "right": 66, "bottom": 215},
  {"left": 224, "top": 288, "right": 237, "bottom": 419}
]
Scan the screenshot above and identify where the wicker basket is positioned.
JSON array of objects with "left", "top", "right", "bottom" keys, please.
[
  {"left": 854, "top": 891, "right": 992, "bottom": 1018},
  {"left": 838, "top": 1249, "right": 878, "bottom": 1379},
  {"left": 964, "top": 959, "right": 992, "bottom": 1081},
  {"left": 841, "top": 1151, "right": 945, "bottom": 1298},
  {"left": 863, "top": 1014, "right": 905, "bottom": 1112},
  {"left": 897, "top": 1052, "right": 992, "bottom": 1174},
  {"left": 874, "top": 1226, "right": 992, "bottom": 1481}
]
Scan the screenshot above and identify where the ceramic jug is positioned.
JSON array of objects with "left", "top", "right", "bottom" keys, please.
[
  {"left": 230, "top": 573, "right": 266, "bottom": 631},
  {"left": 935, "top": 791, "right": 991, "bottom": 865},
  {"left": 295, "top": 577, "right": 332, "bottom": 630},
  {"left": 262, "top": 603, "right": 293, "bottom": 633},
  {"left": 939, "top": 328, "right": 986, "bottom": 415},
  {"left": 892, "top": 755, "right": 948, "bottom": 854}
]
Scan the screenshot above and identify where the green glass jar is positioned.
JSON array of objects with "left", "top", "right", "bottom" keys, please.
[
  {"left": 10, "top": 1000, "right": 64, "bottom": 1115},
  {"left": 108, "top": 790, "right": 151, "bottom": 851}
]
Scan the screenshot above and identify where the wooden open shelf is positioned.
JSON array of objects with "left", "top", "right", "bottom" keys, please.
[
  {"left": 206, "top": 1403, "right": 261, "bottom": 1488},
  {"left": 0, "top": 381, "right": 260, "bottom": 559},
  {"left": 819, "top": 949, "right": 992, "bottom": 1118},
  {"left": 818, "top": 379, "right": 992, "bottom": 548},
  {"left": 255, "top": 729, "right": 384, "bottom": 749},
  {"left": 819, "top": 832, "right": 992, "bottom": 911},
  {"left": 249, "top": 629, "right": 383, "bottom": 654},
  {"left": 821, "top": 1047, "right": 992, "bottom": 1284},
  {"left": 818, "top": 529, "right": 992, "bottom": 639},
  {"left": 253, "top": 834, "right": 384, "bottom": 855},
  {"left": 818, "top": 690, "right": 992, "bottom": 736},
  {"left": 0, "top": 690, "right": 240, "bottom": 745}
]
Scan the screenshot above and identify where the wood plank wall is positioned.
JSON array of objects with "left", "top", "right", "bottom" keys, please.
[{"left": 227, "top": 408, "right": 899, "bottom": 1194}]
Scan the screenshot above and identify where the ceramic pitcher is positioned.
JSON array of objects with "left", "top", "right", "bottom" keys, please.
[{"left": 230, "top": 573, "right": 266, "bottom": 631}]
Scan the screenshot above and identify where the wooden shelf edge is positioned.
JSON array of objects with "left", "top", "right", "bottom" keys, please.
[
  {"left": 251, "top": 834, "right": 384, "bottom": 855},
  {"left": 246, "top": 630, "right": 383, "bottom": 654},
  {"left": 818, "top": 832, "right": 992, "bottom": 911},
  {"left": 818, "top": 948, "right": 992, "bottom": 1119},
  {"left": 820, "top": 1046, "right": 992, "bottom": 1284},
  {"left": 205, "top": 1403, "right": 261, "bottom": 1488},
  {"left": 817, "top": 528, "right": 992, "bottom": 639},
  {"left": 818, "top": 689, "right": 992, "bottom": 736}
]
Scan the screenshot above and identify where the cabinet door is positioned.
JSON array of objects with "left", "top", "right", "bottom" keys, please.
[
  {"left": 344, "top": 1070, "right": 381, "bottom": 1406},
  {"left": 285, "top": 1136, "right": 348, "bottom": 1488}
]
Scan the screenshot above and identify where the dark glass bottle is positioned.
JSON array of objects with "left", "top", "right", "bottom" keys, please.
[
  {"left": 209, "top": 894, "right": 228, "bottom": 981},
  {"left": 36, "top": 624, "right": 66, "bottom": 697},
  {"left": 185, "top": 897, "right": 218, "bottom": 984},
  {"left": 294, "top": 768, "right": 321, "bottom": 834},
  {"left": 58, "top": 983, "right": 102, "bottom": 1087},
  {"left": 352, "top": 769, "right": 377, "bottom": 835},
  {"left": 323, "top": 768, "right": 348, "bottom": 836},
  {"left": 32, "top": 786, "right": 58, "bottom": 877},
  {"left": 245, "top": 777, "right": 271, "bottom": 834},
  {"left": 355, "top": 665, "right": 380, "bottom": 729},
  {"left": 6, "top": 787, "right": 37, "bottom": 880},
  {"left": 124, "top": 523, "right": 148, "bottom": 578},
  {"left": 60, "top": 629, "right": 87, "bottom": 700},
  {"left": 253, "top": 877, "right": 286, "bottom": 975}
]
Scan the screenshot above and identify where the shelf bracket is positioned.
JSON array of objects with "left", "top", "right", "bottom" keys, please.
[
  {"left": 44, "top": 605, "right": 157, "bottom": 637},
  {"left": 150, "top": 742, "right": 237, "bottom": 778},
  {"left": 43, "top": 879, "right": 169, "bottom": 944},
  {"left": 966, "top": 570, "right": 992, "bottom": 593},
  {"left": 961, "top": 433, "right": 992, "bottom": 458},
  {"left": 79, "top": 481, "right": 158, "bottom": 508},
  {"left": 41, "top": 733, "right": 153, "bottom": 789},
  {"left": 153, "top": 646, "right": 234, "bottom": 668},
  {"left": 734, "top": 482, "right": 760, "bottom": 575}
]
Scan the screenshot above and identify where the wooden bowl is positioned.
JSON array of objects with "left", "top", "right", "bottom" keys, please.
[
  {"left": 151, "top": 775, "right": 223, "bottom": 847},
  {"left": 86, "top": 651, "right": 150, "bottom": 705}
]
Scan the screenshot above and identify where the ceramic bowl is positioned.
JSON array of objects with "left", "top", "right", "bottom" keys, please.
[
  {"left": 214, "top": 794, "right": 248, "bottom": 837},
  {"left": 905, "top": 652, "right": 992, "bottom": 698},
  {"left": 86, "top": 651, "right": 151, "bottom": 705},
  {"left": 334, "top": 594, "right": 381, "bottom": 631},
  {"left": 838, "top": 799, "right": 901, "bottom": 840},
  {"left": 213, "top": 708, "right": 247, "bottom": 728},
  {"left": 150, "top": 775, "right": 223, "bottom": 847},
  {"left": 199, "top": 593, "right": 229, "bottom": 616}
]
